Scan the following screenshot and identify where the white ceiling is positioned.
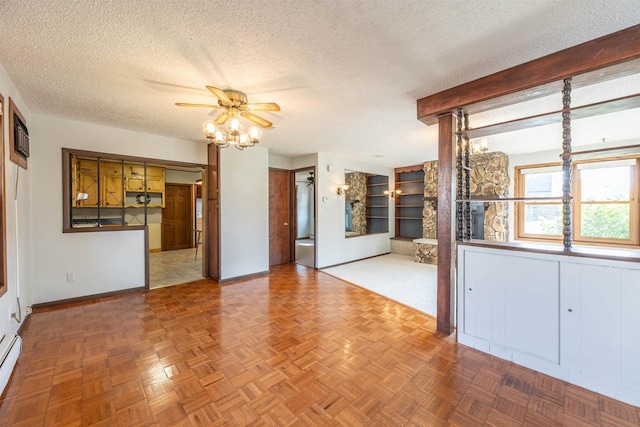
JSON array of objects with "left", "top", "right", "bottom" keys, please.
[{"left": 0, "top": 0, "right": 638, "bottom": 167}]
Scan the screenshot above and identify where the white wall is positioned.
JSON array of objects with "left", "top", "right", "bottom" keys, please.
[
  {"left": 30, "top": 114, "right": 207, "bottom": 304},
  {"left": 165, "top": 169, "right": 202, "bottom": 184},
  {"left": 0, "top": 62, "right": 33, "bottom": 336},
  {"left": 315, "top": 153, "right": 394, "bottom": 268},
  {"left": 269, "top": 154, "right": 291, "bottom": 170},
  {"left": 220, "top": 146, "right": 269, "bottom": 280}
]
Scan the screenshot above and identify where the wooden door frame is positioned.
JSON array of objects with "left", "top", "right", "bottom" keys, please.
[
  {"left": 161, "top": 183, "right": 194, "bottom": 251},
  {"left": 290, "top": 167, "right": 316, "bottom": 268},
  {"left": 268, "top": 168, "right": 292, "bottom": 266},
  {"left": 205, "top": 144, "right": 220, "bottom": 281}
]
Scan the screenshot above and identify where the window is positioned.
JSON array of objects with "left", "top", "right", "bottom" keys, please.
[{"left": 515, "top": 157, "right": 639, "bottom": 247}]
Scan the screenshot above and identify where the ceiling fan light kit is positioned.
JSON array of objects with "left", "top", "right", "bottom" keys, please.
[{"left": 178, "top": 86, "right": 279, "bottom": 150}]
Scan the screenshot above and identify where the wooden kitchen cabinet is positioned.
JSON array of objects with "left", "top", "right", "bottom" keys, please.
[
  {"left": 125, "top": 175, "right": 145, "bottom": 192},
  {"left": 102, "top": 175, "right": 123, "bottom": 207},
  {"left": 72, "top": 158, "right": 164, "bottom": 208},
  {"left": 75, "top": 159, "right": 99, "bottom": 207}
]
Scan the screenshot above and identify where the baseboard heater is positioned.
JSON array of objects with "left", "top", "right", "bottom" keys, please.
[{"left": 0, "top": 334, "right": 22, "bottom": 396}]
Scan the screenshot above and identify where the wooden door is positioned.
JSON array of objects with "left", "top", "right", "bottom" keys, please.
[
  {"left": 269, "top": 169, "right": 290, "bottom": 266},
  {"left": 162, "top": 184, "right": 193, "bottom": 251}
]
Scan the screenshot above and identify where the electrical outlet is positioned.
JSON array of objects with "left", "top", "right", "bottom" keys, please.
[
  {"left": 26, "top": 306, "right": 32, "bottom": 315},
  {"left": 67, "top": 272, "right": 75, "bottom": 282}
]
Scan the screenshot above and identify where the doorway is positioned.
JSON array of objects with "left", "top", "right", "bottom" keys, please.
[
  {"left": 293, "top": 168, "right": 315, "bottom": 268},
  {"left": 269, "top": 169, "right": 291, "bottom": 266},
  {"left": 149, "top": 168, "right": 206, "bottom": 289}
]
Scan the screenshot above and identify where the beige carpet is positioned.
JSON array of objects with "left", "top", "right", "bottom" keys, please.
[{"left": 322, "top": 253, "right": 437, "bottom": 317}]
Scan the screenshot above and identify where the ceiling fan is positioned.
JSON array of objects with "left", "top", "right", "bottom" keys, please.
[{"left": 176, "top": 86, "right": 280, "bottom": 128}]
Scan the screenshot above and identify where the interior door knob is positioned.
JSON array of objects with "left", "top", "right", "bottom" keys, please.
[{"left": 284, "top": 223, "right": 289, "bottom": 226}]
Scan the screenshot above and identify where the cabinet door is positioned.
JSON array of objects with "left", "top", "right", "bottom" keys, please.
[
  {"left": 101, "top": 161, "right": 122, "bottom": 176},
  {"left": 147, "top": 166, "right": 164, "bottom": 179},
  {"left": 102, "top": 175, "right": 123, "bottom": 207},
  {"left": 560, "top": 263, "right": 581, "bottom": 370},
  {"left": 463, "top": 250, "right": 493, "bottom": 341},
  {"left": 461, "top": 249, "right": 559, "bottom": 363},
  {"left": 580, "top": 265, "right": 621, "bottom": 384},
  {"left": 621, "top": 268, "right": 640, "bottom": 389},
  {"left": 77, "top": 173, "right": 99, "bottom": 207},
  {"left": 146, "top": 178, "right": 164, "bottom": 193},
  {"left": 126, "top": 176, "right": 145, "bottom": 192}
]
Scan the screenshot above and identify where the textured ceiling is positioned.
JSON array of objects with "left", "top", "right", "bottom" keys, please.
[{"left": 0, "top": 0, "right": 638, "bottom": 167}]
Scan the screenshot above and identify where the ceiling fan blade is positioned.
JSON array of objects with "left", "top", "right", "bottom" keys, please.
[
  {"left": 206, "top": 86, "right": 232, "bottom": 104},
  {"left": 215, "top": 111, "right": 231, "bottom": 125},
  {"left": 241, "top": 111, "right": 273, "bottom": 128},
  {"left": 175, "top": 103, "right": 221, "bottom": 109},
  {"left": 245, "top": 102, "right": 281, "bottom": 112}
]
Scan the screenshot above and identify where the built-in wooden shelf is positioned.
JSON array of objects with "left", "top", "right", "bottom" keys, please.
[
  {"left": 398, "top": 179, "right": 424, "bottom": 184},
  {"left": 396, "top": 204, "right": 423, "bottom": 207},
  {"left": 396, "top": 216, "right": 422, "bottom": 220},
  {"left": 457, "top": 93, "right": 640, "bottom": 139},
  {"left": 397, "top": 192, "right": 423, "bottom": 196},
  {"left": 366, "top": 174, "right": 389, "bottom": 234}
]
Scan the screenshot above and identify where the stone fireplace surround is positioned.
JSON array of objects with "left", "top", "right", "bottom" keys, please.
[{"left": 392, "top": 152, "right": 510, "bottom": 264}]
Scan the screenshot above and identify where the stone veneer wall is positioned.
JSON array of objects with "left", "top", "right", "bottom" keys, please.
[
  {"left": 345, "top": 171, "right": 367, "bottom": 236},
  {"left": 423, "top": 161, "right": 438, "bottom": 239},
  {"left": 415, "top": 241, "right": 438, "bottom": 264},
  {"left": 414, "top": 152, "right": 509, "bottom": 264},
  {"left": 469, "top": 152, "right": 509, "bottom": 241}
]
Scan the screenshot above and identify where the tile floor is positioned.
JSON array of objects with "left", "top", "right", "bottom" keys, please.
[
  {"left": 294, "top": 238, "right": 315, "bottom": 268},
  {"left": 149, "top": 248, "right": 204, "bottom": 289}
]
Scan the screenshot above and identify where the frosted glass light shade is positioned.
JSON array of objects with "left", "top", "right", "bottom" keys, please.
[{"left": 202, "top": 120, "right": 217, "bottom": 138}]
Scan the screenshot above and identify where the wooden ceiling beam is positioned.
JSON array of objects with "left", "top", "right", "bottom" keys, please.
[{"left": 417, "top": 24, "right": 640, "bottom": 125}]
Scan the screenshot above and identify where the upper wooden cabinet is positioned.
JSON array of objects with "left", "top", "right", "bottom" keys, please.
[
  {"left": 124, "top": 165, "right": 164, "bottom": 195},
  {"left": 72, "top": 158, "right": 165, "bottom": 208}
]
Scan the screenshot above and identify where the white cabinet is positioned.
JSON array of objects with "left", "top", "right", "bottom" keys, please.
[
  {"left": 561, "top": 263, "right": 640, "bottom": 390},
  {"left": 460, "top": 249, "right": 559, "bottom": 363},
  {"left": 459, "top": 244, "right": 640, "bottom": 407},
  {"left": 621, "top": 268, "right": 640, "bottom": 390}
]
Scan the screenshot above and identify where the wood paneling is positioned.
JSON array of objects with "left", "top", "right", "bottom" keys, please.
[
  {"left": 269, "top": 169, "right": 290, "bottom": 266},
  {"left": 417, "top": 25, "right": 640, "bottom": 124},
  {"left": 4, "top": 265, "right": 639, "bottom": 426},
  {"left": 437, "top": 113, "right": 455, "bottom": 335}
]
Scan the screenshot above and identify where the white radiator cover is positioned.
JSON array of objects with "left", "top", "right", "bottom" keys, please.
[{"left": 0, "top": 334, "right": 22, "bottom": 395}]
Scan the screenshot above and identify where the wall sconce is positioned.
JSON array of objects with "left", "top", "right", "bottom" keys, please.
[
  {"left": 470, "top": 138, "right": 490, "bottom": 154},
  {"left": 384, "top": 188, "right": 402, "bottom": 199},
  {"left": 336, "top": 184, "right": 349, "bottom": 196}
]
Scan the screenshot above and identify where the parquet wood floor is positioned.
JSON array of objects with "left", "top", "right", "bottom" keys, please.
[{"left": 1, "top": 264, "right": 638, "bottom": 426}]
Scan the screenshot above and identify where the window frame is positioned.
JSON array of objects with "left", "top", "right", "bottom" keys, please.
[
  {"left": 515, "top": 156, "right": 640, "bottom": 248},
  {"left": 0, "top": 93, "right": 7, "bottom": 298}
]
